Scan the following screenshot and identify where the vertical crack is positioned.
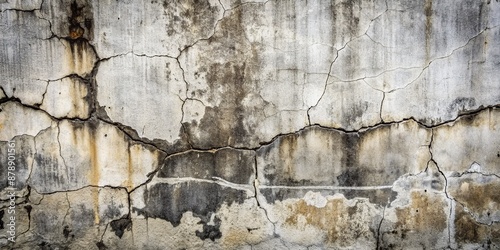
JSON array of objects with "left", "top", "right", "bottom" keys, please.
[
  {"left": 62, "top": 193, "right": 71, "bottom": 224},
  {"left": 0, "top": 86, "right": 8, "bottom": 99},
  {"left": 428, "top": 128, "right": 453, "bottom": 246},
  {"left": 97, "top": 222, "right": 109, "bottom": 249},
  {"left": 26, "top": 136, "right": 37, "bottom": 186},
  {"left": 252, "top": 153, "right": 260, "bottom": 203},
  {"left": 307, "top": 50, "right": 339, "bottom": 125},
  {"left": 36, "top": 81, "right": 50, "bottom": 108},
  {"left": 376, "top": 205, "right": 387, "bottom": 250},
  {"left": 252, "top": 152, "right": 276, "bottom": 236},
  {"left": 175, "top": 57, "right": 194, "bottom": 149},
  {"left": 56, "top": 122, "right": 70, "bottom": 185}
]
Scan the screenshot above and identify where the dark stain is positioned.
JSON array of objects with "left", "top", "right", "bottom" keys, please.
[
  {"left": 0, "top": 210, "right": 4, "bottom": 230},
  {"left": 110, "top": 216, "right": 132, "bottom": 238},
  {"left": 96, "top": 241, "right": 108, "bottom": 250},
  {"left": 182, "top": 7, "right": 263, "bottom": 149},
  {"left": 342, "top": 189, "right": 396, "bottom": 206},
  {"left": 63, "top": 225, "right": 73, "bottom": 239},
  {"left": 158, "top": 149, "right": 255, "bottom": 185},
  {"left": 338, "top": 133, "right": 361, "bottom": 186},
  {"left": 195, "top": 216, "right": 222, "bottom": 241},
  {"left": 183, "top": 62, "right": 255, "bottom": 148},
  {"left": 214, "top": 149, "right": 255, "bottom": 184},
  {"left": 69, "top": 1, "right": 85, "bottom": 39},
  {"left": 65, "top": 0, "right": 94, "bottom": 41},
  {"left": 159, "top": 151, "right": 215, "bottom": 179},
  {"left": 135, "top": 182, "right": 246, "bottom": 226}
]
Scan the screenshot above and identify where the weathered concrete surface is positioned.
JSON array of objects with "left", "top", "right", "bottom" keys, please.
[{"left": 1, "top": 0, "right": 499, "bottom": 249}]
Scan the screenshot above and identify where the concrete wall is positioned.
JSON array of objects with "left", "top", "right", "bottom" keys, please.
[{"left": 1, "top": 0, "right": 499, "bottom": 249}]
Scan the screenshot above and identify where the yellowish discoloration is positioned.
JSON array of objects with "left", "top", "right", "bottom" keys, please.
[
  {"left": 63, "top": 39, "right": 97, "bottom": 77},
  {"left": 284, "top": 197, "right": 374, "bottom": 246},
  {"left": 395, "top": 191, "right": 447, "bottom": 235}
]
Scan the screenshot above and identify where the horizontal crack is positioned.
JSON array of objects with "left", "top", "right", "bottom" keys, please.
[
  {"left": 29, "top": 184, "right": 128, "bottom": 196},
  {"left": 3, "top": 99, "right": 499, "bottom": 154}
]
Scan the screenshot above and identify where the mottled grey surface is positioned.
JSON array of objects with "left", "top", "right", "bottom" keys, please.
[{"left": 1, "top": 0, "right": 499, "bottom": 249}]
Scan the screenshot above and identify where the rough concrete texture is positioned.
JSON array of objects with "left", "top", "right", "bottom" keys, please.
[{"left": 0, "top": 0, "right": 499, "bottom": 249}]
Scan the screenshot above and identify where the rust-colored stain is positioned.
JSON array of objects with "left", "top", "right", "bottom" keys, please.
[
  {"left": 69, "top": 26, "right": 84, "bottom": 39},
  {"left": 394, "top": 191, "right": 447, "bottom": 236},
  {"left": 68, "top": 1, "right": 85, "bottom": 40},
  {"left": 285, "top": 198, "right": 373, "bottom": 245}
]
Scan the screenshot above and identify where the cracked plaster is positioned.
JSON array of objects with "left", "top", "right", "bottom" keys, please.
[{"left": 1, "top": 0, "right": 499, "bottom": 249}]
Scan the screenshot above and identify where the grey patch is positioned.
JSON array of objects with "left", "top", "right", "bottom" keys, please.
[
  {"left": 448, "top": 97, "right": 476, "bottom": 114},
  {"left": 135, "top": 182, "right": 247, "bottom": 226},
  {"left": 0, "top": 136, "right": 33, "bottom": 190},
  {"left": 103, "top": 201, "right": 122, "bottom": 220}
]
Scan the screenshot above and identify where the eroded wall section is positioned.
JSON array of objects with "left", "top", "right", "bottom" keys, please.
[{"left": 1, "top": 0, "right": 499, "bottom": 249}]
